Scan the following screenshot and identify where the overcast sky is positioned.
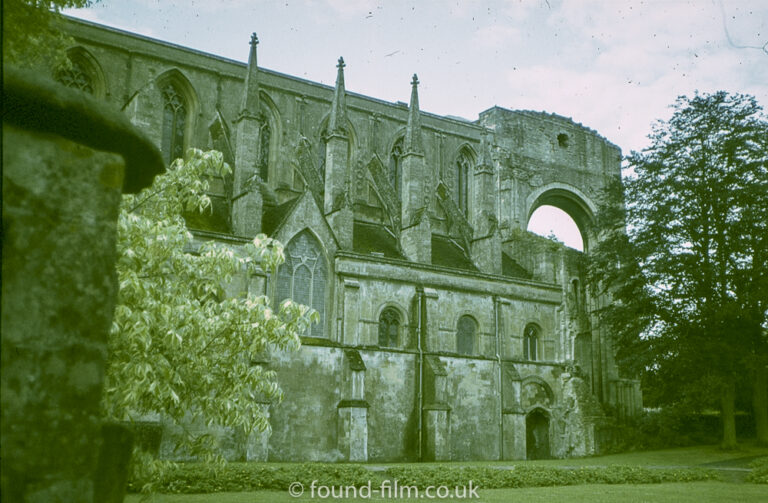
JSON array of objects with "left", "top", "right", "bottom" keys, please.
[{"left": 66, "top": 0, "right": 767, "bottom": 250}]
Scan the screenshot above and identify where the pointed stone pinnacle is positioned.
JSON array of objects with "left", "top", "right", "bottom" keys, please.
[
  {"left": 328, "top": 56, "right": 347, "bottom": 134},
  {"left": 239, "top": 32, "right": 260, "bottom": 118},
  {"left": 404, "top": 73, "right": 423, "bottom": 155}
]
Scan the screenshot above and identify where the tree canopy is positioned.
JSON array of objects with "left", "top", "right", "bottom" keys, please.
[
  {"left": 104, "top": 149, "right": 315, "bottom": 460},
  {"left": 590, "top": 91, "right": 768, "bottom": 447},
  {"left": 2, "top": 0, "right": 95, "bottom": 68}
]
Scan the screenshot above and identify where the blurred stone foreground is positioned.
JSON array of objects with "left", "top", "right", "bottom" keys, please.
[{"left": 2, "top": 68, "right": 164, "bottom": 503}]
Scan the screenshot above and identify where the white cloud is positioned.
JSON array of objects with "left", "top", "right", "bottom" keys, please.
[
  {"left": 62, "top": 6, "right": 158, "bottom": 39},
  {"left": 473, "top": 24, "right": 520, "bottom": 48},
  {"left": 320, "top": 0, "right": 384, "bottom": 17},
  {"left": 62, "top": 0, "right": 768, "bottom": 156}
]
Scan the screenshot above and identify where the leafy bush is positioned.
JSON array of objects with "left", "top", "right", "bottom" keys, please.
[
  {"left": 129, "top": 462, "right": 720, "bottom": 494},
  {"left": 746, "top": 457, "right": 768, "bottom": 484},
  {"left": 385, "top": 465, "right": 719, "bottom": 489},
  {"left": 606, "top": 407, "right": 755, "bottom": 452},
  {"left": 128, "top": 462, "right": 376, "bottom": 494}
]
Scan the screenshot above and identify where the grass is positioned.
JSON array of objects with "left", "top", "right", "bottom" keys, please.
[
  {"left": 213, "top": 442, "right": 766, "bottom": 470},
  {"left": 142, "top": 442, "right": 767, "bottom": 474},
  {"left": 372, "top": 442, "right": 768, "bottom": 468},
  {"left": 125, "top": 443, "right": 768, "bottom": 500},
  {"left": 125, "top": 482, "right": 768, "bottom": 502}
]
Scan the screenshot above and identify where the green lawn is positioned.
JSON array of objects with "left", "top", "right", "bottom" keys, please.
[
  {"left": 126, "top": 482, "right": 766, "bottom": 502},
  {"left": 376, "top": 442, "right": 768, "bottom": 468},
  {"left": 125, "top": 444, "right": 768, "bottom": 502}
]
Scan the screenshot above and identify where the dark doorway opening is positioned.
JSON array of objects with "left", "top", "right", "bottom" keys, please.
[{"left": 526, "top": 409, "right": 550, "bottom": 459}]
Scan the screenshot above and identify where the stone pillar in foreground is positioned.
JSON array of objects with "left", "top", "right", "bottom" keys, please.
[{"left": 1, "top": 69, "right": 164, "bottom": 503}]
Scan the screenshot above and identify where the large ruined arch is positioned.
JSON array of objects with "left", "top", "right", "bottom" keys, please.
[{"left": 525, "top": 183, "right": 597, "bottom": 252}]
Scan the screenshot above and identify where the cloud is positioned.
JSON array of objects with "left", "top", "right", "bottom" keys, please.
[
  {"left": 473, "top": 24, "right": 520, "bottom": 48},
  {"left": 62, "top": 6, "right": 158, "bottom": 39},
  {"left": 321, "top": 0, "right": 383, "bottom": 17}
]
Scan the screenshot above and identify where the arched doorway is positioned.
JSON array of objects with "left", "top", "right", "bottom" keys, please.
[{"left": 526, "top": 409, "right": 550, "bottom": 459}]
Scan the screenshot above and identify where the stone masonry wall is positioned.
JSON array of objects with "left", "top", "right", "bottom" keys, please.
[{"left": 58, "top": 16, "right": 632, "bottom": 462}]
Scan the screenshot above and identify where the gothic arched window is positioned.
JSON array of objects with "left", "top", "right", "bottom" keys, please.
[
  {"left": 389, "top": 137, "right": 403, "bottom": 197},
  {"left": 524, "top": 324, "right": 540, "bottom": 361},
  {"left": 318, "top": 128, "right": 327, "bottom": 178},
  {"left": 161, "top": 83, "right": 187, "bottom": 165},
  {"left": 258, "top": 122, "right": 271, "bottom": 181},
  {"left": 456, "top": 150, "right": 471, "bottom": 215},
  {"left": 456, "top": 315, "right": 476, "bottom": 355},
  {"left": 276, "top": 231, "right": 327, "bottom": 338},
  {"left": 56, "top": 58, "right": 94, "bottom": 94},
  {"left": 378, "top": 307, "right": 400, "bottom": 347},
  {"left": 571, "top": 279, "right": 580, "bottom": 309}
]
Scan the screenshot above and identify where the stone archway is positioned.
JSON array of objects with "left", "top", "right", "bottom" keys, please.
[
  {"left": 526, "top": 409, "right": 550, "bottom": 460},
  {"left": 525, "top": 183, "right": 597, "bottom": 252}
]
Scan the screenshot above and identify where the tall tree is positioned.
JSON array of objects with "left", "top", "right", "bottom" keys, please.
[
  {"left": 590, "top": 92, "right": 768, "bottom": 448},
  {"left": 105, "top": 149, "right": 315, "bottom": 465},
  {"left": 2, "top": 0, "right": 95, "bottom": 68}
]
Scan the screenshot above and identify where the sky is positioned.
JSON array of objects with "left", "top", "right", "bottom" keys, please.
[{"left": 65, "top": 0, "right": 767, "bottom": 250}]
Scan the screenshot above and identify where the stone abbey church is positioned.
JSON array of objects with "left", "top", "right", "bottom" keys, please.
[{"left": 58, "top": 17, "right": 641, "bottom": 462}]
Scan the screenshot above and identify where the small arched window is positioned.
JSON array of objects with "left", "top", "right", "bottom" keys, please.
[
  {"left": 389, "top": 137, "right": 403, "bottom": 197},
  {"left": 378, "top": 307, "right": 400, "bottom": 347},
  {"left": 56, "top": 58, "right": 94, "bottom": 94},
  {"left": 276, "top": 231, "right": 327, "bottom": 338},
  {"left": 524, "top": 324, "right": 540, "bottom": 361},
  {"left": 161, "top": 83, "right": 187, "bottom": 165},
  {"left": 571, "top": 279, "right": 580, "bottom": 309},
  {"left": 258, "top": 122, "right": 271, "bottom": 181},
  {"left": 456, "top": 315, "right": 476, "bottom": 355},
  {"left": 456, "top": 150, "right": 472, "bottom": 215}
]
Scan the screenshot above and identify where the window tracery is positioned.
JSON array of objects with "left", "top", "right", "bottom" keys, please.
[
  {"left": 524, "top": 324, "right": 540, "bottom": 361},
  {"left": 456, "top": 150, "right": 471, "bottom": 215},
  {"left": 378, "top": 307, "right": 400, "bottom": 347},
  {"left": 56, "top": 59, "right": 94, "bottom": 94},
  {"left": 161, "top": 83, "right": 187, "bottom": 165},
  {"left": 276, "top": 231, "right": 327, "bottom": 338}
]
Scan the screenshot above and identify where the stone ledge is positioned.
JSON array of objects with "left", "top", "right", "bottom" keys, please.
[
  {"left": 337, "top": 399, "right": 369, "bottom": 409},
  {"left": 3, "top": 67, "right": 164, "bottom": 193}
]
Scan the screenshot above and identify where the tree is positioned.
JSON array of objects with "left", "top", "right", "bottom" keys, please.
[
  {"left": 590, "top": 91, "right": 768, "bottom": 448},
  {"left": 2, "top": 0, "right": 95, "bottom": 68},
  {"left": 104, "top": 149, "right": 315, "bottom": 464}
]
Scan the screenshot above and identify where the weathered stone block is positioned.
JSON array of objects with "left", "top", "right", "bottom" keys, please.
[
  {"left": 337, "top": 404, "right": 369, "bottom": 462},
  {"left": 502, "top": 413, "right": 526, "bottom": 460},
  {"left": 422, "top": 407, "right": 450, "bottom": 461},
  {"left": 2, "top": 126, "right": 123, "bottom": 502},
  {"left": 2, "top": 69, "right": 163, "bottom": 501}
]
